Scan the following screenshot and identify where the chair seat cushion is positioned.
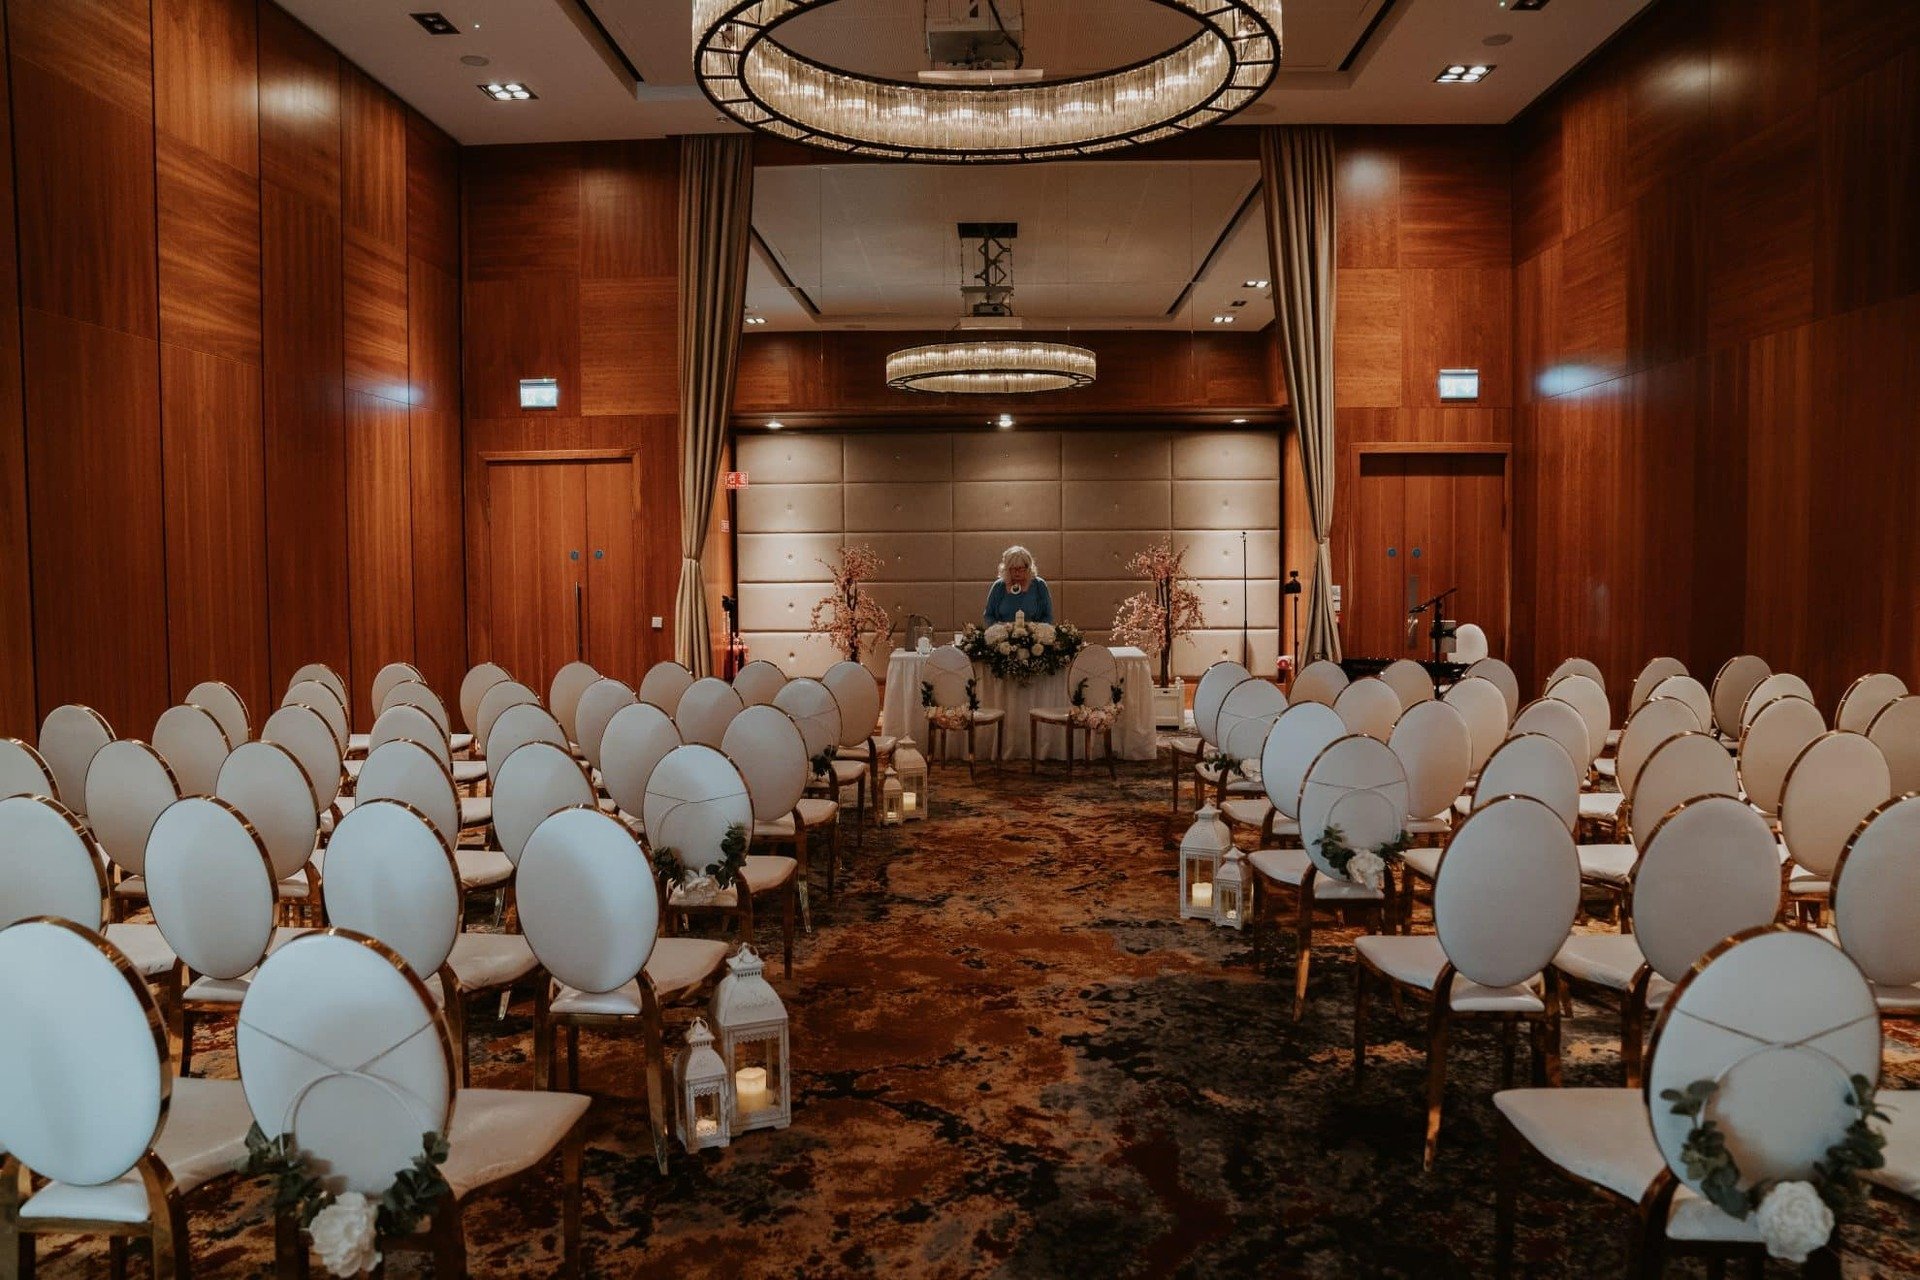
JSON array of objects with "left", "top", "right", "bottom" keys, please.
[
  {"left": 460, "top": 796, "right": 491, "bottom": 827},
  {"left": 1493, "top": 1088, "right": 1663, "bottom": 1203},
  {"left": 1867, "top": 1091, "right": 1920, "bottom": 1199},
  {"left": 1402, "top": 846, "right": 1441, "bottom": 881},
  {"left": 455, "top": 847, "right": 514, "bottom": 890},
  {"left": 112, "top": 875, "right": 147, "bottom": 899},
  {"left": 104, "top": 922, "right": 177, "bottom": 978},
  {"left": 1248, "top": 847, "right": 1309, "bottom": 884},
  {"left": 18, "top": 1078, "right": 252, "bottom": 1221},
  {"left": 839, "top": 736, "right": 895, "bottom": 759},
  {"left": 448, "top": 932, "right": 539, "bottom": 991},
  {"left": 1787, "top": 871, "right": 1831, "bottom": 897},
  {"left": 452, "top": 760, "right": 487, "bottom": 785},
  {"left": 1407, "top": 812, "right": 1453, "bottom": 836},
  {"left": 1220, "top": 797, "right": 1272, "bottom": 827},
  {"left": 550, "top": 979, "right": 642, "bottom": 1017},
  {"left": 276, "top": 869, "right": 312, "bottom": 900},
  {"left": 1577, "top": 843, "right": 1638, "bottom": 885},
  {"left": 1579, "top": 793, "right": 1624, "bottom": 820},
  {"left": 828, "top": 759, "right": 867, "bottom": 785},
  {"left": 1595, "top": 757, "right": 1617, "bottom": 779},
  {"left": 646, "top": 937, "right": 729, "bottom": 1002},
  {"left": 1030, "top": 707, "right": 1071, "bottom": 724},
  {"left": 969, "top": 709, "right": 1005, "bottom": 725},
  {"left": 1355, "top": 935, "right": 1544, "bottom": 1011},
  {"left": 1873, "top": 984, "right": 1920, "bottom": 1012},
  {"left": 440, "top": 1087, "right": 589, "bottom": 1201},
  {"left": 797, "top": 797, "right": 838, "bottom": 826},
  {"left": 450, "top": 733, "right": 474, "bottom": 754},
  {"left": 1552, "top": 934, "right": 1658, "bottom": 1001},
  {"left": 347, "top": 733, "right": 370, "bottom": 753}
]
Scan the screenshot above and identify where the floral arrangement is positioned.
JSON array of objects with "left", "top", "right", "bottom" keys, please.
[
  {"left": 1662, "top": 1074, "right": 1887, "bottom": 1262},
  {"left": 959, "top": 614, "right": 1083, "bottom": 683},
  {"left": 1312, "top": 823, "right": 1412, "bottom": 891},
  {"left": 1111, "top": 540, "right": 1207, "bottom": 688},
  {"left": 238, "top": 1124, "right": 450, "bottom": 1277},
  {"left": 921, "top": 677, "right": 980, "bottom": 730},
  {"left": 1069, "top": 677, "right": 1126, "bottom": 731},
  {"left": 651, "top": 822, "right": 750, "bottom": 906},
  {"left": 809, "top": 544, "right": 892, "bottom": 662}
]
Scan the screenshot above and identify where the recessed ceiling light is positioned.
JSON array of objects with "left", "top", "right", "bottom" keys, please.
[
  {"left": 410, "top": 12, "right": 458, "bottom": 35},
  {"left": 744, "top": 314, "right": 767, "bottom": 326},
  {"left": 995, "top": 413, "right": 1015, "bottom": 429},
  {"left": 1211, "top": 315, "right": 1235, "bottom": 324},
  {"left": 766, "top": 420, "right": 784, "bottom": 431},
  {"left": 1243, "top": 279, "right": 1268, "bottom": 288},
  {"left": 479, "top": 82, "right": 536, "bottom": 101},
  {"left": 1436, "top": 64, "right": 1494, "bottom": 83},
  {"left": 1231, "top": 417, "right": 1248, "bottom": 424},
  {"left": 1506, "top": 0, "right": 1549, "bottom": 11}
]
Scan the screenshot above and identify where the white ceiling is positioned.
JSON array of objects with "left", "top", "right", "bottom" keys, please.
[
  {"left": 280, "top": 0, "right": 1656, "bottom": 145},
  {"left": 747, "top": 160, "right": 1271, "bottom": 332}
]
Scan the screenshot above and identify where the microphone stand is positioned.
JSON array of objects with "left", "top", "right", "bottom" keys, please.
[
  {"left": 1405, "top": 586, "right": 1460, "bottom": 666},
  {"left": 1240, "top": 531, "right": 1251, "bottom": 671}
]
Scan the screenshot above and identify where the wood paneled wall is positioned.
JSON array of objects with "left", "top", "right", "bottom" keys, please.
[
  {"left": 0, "top": 0, "right": 464, "bottom": 737},
  {"left": 460, "top": 142, "right": 686, "bottom": 681},
  {"left": 733, "top": 329, "right": 1280, "bottom": 422},
  {"left": 1511, "top": 0, "right": 1920, "bottom": 710}
]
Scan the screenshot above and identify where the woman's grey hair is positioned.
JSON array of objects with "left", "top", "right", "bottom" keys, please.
[{"left": 998, "top": 545, "right": 1037, "bottom": 581}]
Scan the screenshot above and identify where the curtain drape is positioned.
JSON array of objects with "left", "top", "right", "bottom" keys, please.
[
  {"left": 1260, "top": 126, "right": 1342, "bottom": 663},
  {"left": 674, "top": 134, "right": 755, "bottom": 677}
]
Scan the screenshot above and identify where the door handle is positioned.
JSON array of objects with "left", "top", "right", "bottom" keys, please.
[
  {"left": 593, "top": 549, "right": 605, "bottom": 561},
  {"left": 1387, "top": 547, "right": 1397, "bottom": 558},
  {"left": 575, "top": 582, "right": 585, "bottom": 661},
  {"left": 569, "top": 549, "right": 580, "bottom": 561}
]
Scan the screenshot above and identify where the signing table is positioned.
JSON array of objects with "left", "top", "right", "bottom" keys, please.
[{"left": 880, "top": 645, "right": 1158, "bottom": 762}]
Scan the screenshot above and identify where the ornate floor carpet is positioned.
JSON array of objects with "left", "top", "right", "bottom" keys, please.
[{"left": 37, "top": 761, "right": 1920, "bottom": 1277}]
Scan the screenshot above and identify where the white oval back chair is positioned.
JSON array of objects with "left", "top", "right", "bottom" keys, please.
[
  {"left": 458, "top": 662, "right": 512, "bottom": 735},
  {"left": 1778, "top": 731, "right": 1891, "bottom": 885},
  {"left": 486, "top": 702, "right": 571, "bottom": 785},
  {"left": 84, "top": 740, "right": 181, "bottom": 886},
  {"left": 353, "top": 740, "right": 460, "bottom": 851},
  {"left": 822, "top": 660, "right": 882, "bottom": 750},
  {"left": 1441, "top": 675, "right": 1509, "bottom": 774},
  {"left": 1391, "top": 700, "right": 1473, "bottom": 829},
  {"left": 0, "top": 794, "right": 105, "bottom": 928},
  {"left": 1626, "top": 732, "right": 1739, "bottom": 842},
  {"left": 773, "top": 677, "right": 843, "bottom": 759},
  {"left": 1464, "top": 657, "right": 1521, "bottom": 722},
  {"left": 490, "top": 742, "right": 594, "bottom": 868},
  {"left": 733, "top": 659, "right": 788, "bottom": 707},
  {"left": 260, "top": 703, "right": 343, "bottom": 812},
  {"left": 37, "top": 704, "right": 114, "bottom": 816},
  {"left": 1509, "top": 698, "right": 1591, "bottom": 782},
  {"left": 546, "top": 661, "right": 601, "bottom": 744},
  {"left": 475, "top": 680, "right": 541, "bottom": 757},
  {"left": 1259, "top": 701, "right": 1347, "bottom": 822},
  {"left": 1450, "top": 623, "right": 1489, "bottom": 663},
  {"left": 289, "top": 662, "right": 348, "bottom": 711},
  {"left": 1214, "top": 673, "right": 1286, "bottom": 763},
  {"left": 1627, "top": 657, "right": 1688, "bottom": 715},
  {"left": 1298, "top": 735, "right": 1409, "bottom": 884},
  {"left": 1867, "top": 694, "right": 1920, "bottom": 793},
  {"left": 1832, "top": 795, "right": 1920, "bottom": 1001},
  {"left": 676, "top": 677, "right": 746, "bottom": 750},
  {"left": 1837, "top": 672, "right": 1908, "bottom": 735},
  {"left": 717, "top": 708, "right": 806, "bottom": 968},
  {"left": 283, "top": 679, "right": 349, "bottom": 753},
  {"left": 1331, "top": 676, "right": 1400, "bottom": 742},
  {"left": 1192, "top": 661, "right": 1252, "bottom": 744},
  {"left": 1647, "top": 674, "right": 1712, "bottom": 734},
  {"left": 1735, "top": 694, "right": 1826, "bottom": 817},
  {"left": 600, "top": 703, "right": 682, "bottom": 825},
  {"left": 0, "top": 738, "right": 54, "bottom": 800},
  {"left": 642, "top": 745, "right": 754, "bottom": 875},
  {"left": 1286, "top": 659, "right": 1347, "bottom": 709},
  {"left": 1379, "top": 659, "right": 1434, "bottom": 711},
  {"left": 184, "top": 681, "right": 249, "bottom": 748},
  {"left": 1708, "top": 654, "right": 1770, "bottom": 738},
  {"left": 1741, "top": 672, "right": 1817, "bottom": 732},
  {"left": 152, "top": 705, "right": 229, "bottom": 796},
  {"left": 369, "top": 662, "right": 424, "bottom": 719},
  {"left": 1468, "top": 734, "right": 1580, "bottom": 833},
  {"left": 368, "top": 703, "right": 451, "bottom": 763},
  {"left": 1544, "top": 673, "right": 1609, "bottom": 768},
  {"left": 1546, "top": 657, "right": 1604, "bottom": 694},
  {"left": 638, "top": 660, "right": 696, "bottom": 718},
  {"left": 383, "top": 679, "right": 453, "bottom": 738},
  {"left": 215, "top": 741, "right": 321, "bottom": 893},
  {"left": 575, "top": 677, "right": 637, "bottom": 771},
  {"left": 1614, "top": 696, "right": 1702, "bottom": 803}
]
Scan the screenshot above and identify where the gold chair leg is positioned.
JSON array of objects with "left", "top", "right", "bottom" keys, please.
[
  {"left": 430, "top": 1200, "right": 468, "bottom": 1278},
  {"left": 534, "top": 982, "right": 553, "bottom": 1091},
  {"left": 1423, "top": 1000, "right": 1452, "bottom": 1170},
  {"left": 1291, "top": 891, "right": 1314, "bottom": 1023},
  {"left": 642, "top": 996, "right": 670, "bottom": 1175},
  {"left": 274, "top": 1207, "right": 309, "bottom": 1279},
  {"left": 2, "top": 1156, "right": 32, "bottom": 1280},
  {"left": 1105, "top": 727, "right": 1116, "bottom": 780},
  {"left": 566, "top": 1026, "right": 580, "bottom": 1093},
  {"left": 562, "top": 1125, "right": 584, "bottom": 1278},
  {"left": 1030, "top": 717, "right": 1038, "bottom": 774},
  {"left": 1495, "top": 1114, "right": 1520, "bottom": 1279},
  {"left": 1352, "top": 963, "right": 1370, "bottom": 1082},
  {"left": 781, "top": 884, "right": 795, "bottom": 980}
]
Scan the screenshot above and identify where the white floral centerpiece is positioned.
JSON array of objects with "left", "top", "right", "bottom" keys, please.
[{"left": 959, "top": 612, "right": 1083, "bottom": 683}]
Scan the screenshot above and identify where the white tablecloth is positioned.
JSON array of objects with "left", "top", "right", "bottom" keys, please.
[{"left": 881, "top": 646, "right": 1157, "bottom": 761}]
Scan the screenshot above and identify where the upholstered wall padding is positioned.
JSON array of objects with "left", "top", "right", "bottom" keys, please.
[{"left": 734, "top": 431, "right": 1282, "bottom": 680}]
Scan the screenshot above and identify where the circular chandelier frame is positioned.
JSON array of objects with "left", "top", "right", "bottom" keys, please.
[
  {"left": 885, "top": 340, "right": 1097, "bottom": 395},
  {"left": 693, "top": 0, "right": 1284, "bottom": 163}
]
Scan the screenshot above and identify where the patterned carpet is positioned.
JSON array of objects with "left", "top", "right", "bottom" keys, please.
[{"left": 34, "top": 760, "right": 1920, "bottom": 1278}]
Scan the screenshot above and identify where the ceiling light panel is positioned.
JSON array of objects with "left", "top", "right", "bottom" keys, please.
[{"left": 479, "top": 82, "right": 536, "bottom": 101}]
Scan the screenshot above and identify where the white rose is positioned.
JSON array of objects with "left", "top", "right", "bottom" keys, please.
[
  {"left": 1031, "top": 643, "right": 1044, "bottom": 656},
  {"left": 1755, "top": 1181, "right": 1833, "bottom": 1263},
  {"left": 1345, "top": 850, "right": 1386, "bottom": 890},
  {"left": 309, "top": 1193, "right": 381, "bottom": 1277},
  {"left": 985, "top": 624, "right": 1008, "bottom": 644},
  {"left": 1034, "top": 623, "right": 1056, "bottom": 644}
]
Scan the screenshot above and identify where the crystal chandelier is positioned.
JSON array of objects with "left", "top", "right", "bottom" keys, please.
[
  {"left": 692, "top": 0, "right": 1284, "bottom": 163},
  {"left": 885, "top": 223, "right": 1095, "bottom": 394}
]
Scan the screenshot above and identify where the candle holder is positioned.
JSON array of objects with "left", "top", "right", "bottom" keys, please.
[
  {"left": 895, "top": 736, "right": 929, "bottom": 821},
  {"left": 711, "top": 946, "right": 791, "bottom": 1134},
  {"left": 675, "top": 1017, "right": 732, "bottom": 1153},
  {"left": 1179, "top": 804, "right": 1233, "bottom": 920},
  {"left": 880, "top": 767, "right": 904, "bottom": 825},
  {"left": 1212, "top": 848, "right": 1247, "bottom": 930}
]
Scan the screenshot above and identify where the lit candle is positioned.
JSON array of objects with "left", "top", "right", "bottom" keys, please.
[
  {"left": 735, "top": 1066, "right": 770, "bottom": 1113},
  {"left": 694, "top": 1117, "right": 718, "bottom": 1139},
  {"left": 1191, "top": 882, "right": 1213, "bottom": 908},
  {"left": 904, "top": 792, "right": 918, "bottom": 813}
]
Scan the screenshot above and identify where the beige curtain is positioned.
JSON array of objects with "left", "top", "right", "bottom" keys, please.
[
  {"left": 1261, "top": 126, "right": 1342, "bottom": 663},
  {"left": 674, "top": 135, "right": 755, "bottom": 676}
]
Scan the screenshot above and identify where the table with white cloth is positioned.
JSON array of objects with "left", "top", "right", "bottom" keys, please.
[{"left": 880, "top": 646, "right": 1158, "bottom": 762}]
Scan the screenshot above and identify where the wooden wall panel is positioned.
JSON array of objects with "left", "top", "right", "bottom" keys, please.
[
  {"left": 342, "top": 67, "right": 409, "bottom": 401},
  {"left": 0, "top": 0, "right": 33, "bottom": 731},
  {"left": 346, "top": 392, "right": 414, "bottom": 727},
  {"left": 1512, "top": 0, "right": 1920, "bottom": 709}
]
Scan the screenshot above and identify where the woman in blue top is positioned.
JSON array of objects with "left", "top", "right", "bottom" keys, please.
[{"left": 982, "top": 545, "right": 1053, "bottom": 626}]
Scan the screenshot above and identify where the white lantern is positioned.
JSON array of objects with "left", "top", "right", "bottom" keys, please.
[
  {"left": 674, "top": 1017, "right": 732, "bottom": 1152},
  {"left": 895, "top": 736, "right": 928, "bottom": 821},
  {"left": 711, "top": 946, "right": 791, "bottom": 1134},
  {"left": 1180, "top": 804, "right": 1232, "bottom": 920},
  {"left": 1212, "top": 848, "right": 1246, "bottom": 929},
  {"left": 880, "top": 767, "right": 904, "bottom": 825}
]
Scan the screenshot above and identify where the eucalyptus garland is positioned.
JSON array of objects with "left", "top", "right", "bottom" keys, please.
[
  {"left": 1203, "top": 750, "right": 1248, "bottom": 779},
  {"left": 1662, "top": 1074, "right": 1887, "bottom": 1218},
  {"left": 1312, "top": 823, "right": 1413, "bottom": 888},
  {"left": 1070, "top": 677, "right": 1124, "bottom": 709},
  {"left": 920, "top": 678, "right": 981, "bottom": 712},
  {"left": 650, "top": 821, "right": 750, "bottom": 891},
  {"left": 238, "top": 1122, "right": 450, "bottom": 1232}
]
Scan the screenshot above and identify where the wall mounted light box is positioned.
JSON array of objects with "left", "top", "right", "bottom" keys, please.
[
  {"left": 1437, "top": 368, "right": 1480, "bottom": 401},
  {"left": 519, "top": 378, "right": 559, "bottom": 410}
]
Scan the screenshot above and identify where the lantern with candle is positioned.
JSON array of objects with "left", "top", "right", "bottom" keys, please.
[
  {"left": 1179, "top": 804, "right": 1232, "bottom": 920},
  {"left": 895, "top": 736, "right": 928, "bottom": 821},
  {"left": 711, "top": 945, "right": 791, "bottom": 1134},
  {"left": 675, "top": 1017, "right": 732, "bottom": 1153},
  {"left": 880, "top": 767, "right": 904, "bottom": 825},
  {"left": 1212, "top": 847, "right": 1247, "bottom": 929}
]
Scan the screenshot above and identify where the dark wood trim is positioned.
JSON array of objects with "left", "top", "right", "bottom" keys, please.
[{"left": 1351, "top": 441, "right": 1512, "bottom": 455}]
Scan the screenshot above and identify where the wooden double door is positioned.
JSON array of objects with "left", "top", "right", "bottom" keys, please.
[
  {"left": 1344, "top": 447, "right": 1509, "bottom": 662},
  {"left": 484, "top": 456, "right": 638, "bottom": 686}
]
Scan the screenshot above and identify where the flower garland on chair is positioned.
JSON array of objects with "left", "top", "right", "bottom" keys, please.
[
  {"left": 1311, "top": 823, "right": 1412, "bottom": 891},
  {"left": 1662, "top": 1073, "right": 1887, "bottom": 1262},
  {"left": 651, "top": 822, "right": 750, "bottom": 906},
  {"left": 238, "top": 1125, "right": 450, "bottom": 1277},
  {"left": 1068, "top": 676, "right": 1126, "bottom": 731},
  {"left": 920, "top": 678, "right": 980, "bottom": 731}
]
